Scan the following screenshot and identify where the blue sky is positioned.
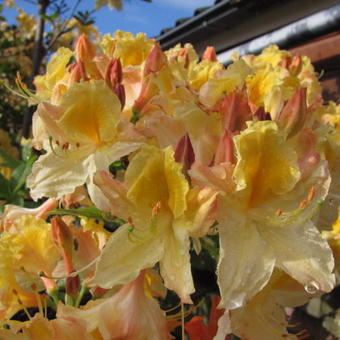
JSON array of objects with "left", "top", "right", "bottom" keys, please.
[{"left": 2, "top": 0, "right": 215, "bottom": 38}]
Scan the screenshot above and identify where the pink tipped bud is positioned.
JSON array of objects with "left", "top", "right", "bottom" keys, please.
[
  {"left": 279, "top": 56, "right": 291, "bottom": 69},
  {"left": 51, "top": 216, "right": 74, "bottom": 275},
  {"left": 289, "top": 55, "right": 302, "bottom": 76},
  {"left": 66, "top": 274, "right": 80, "bottom": 299},
  {"left": 144, "top": 43, "right": 166, "bottom": 76},
  {"left": 202, "top": 46, "right": 217, "bottom": 62},
  {"left": 276, "top": 87, "right": 307, "bottom": 138},
  {"left": 115, "top": 84, "right": 126, "bottom": 109},
  {"left": 280, "top": 55, "right": 302, "bottom": 76},
  {"left": 174, "top": 133, "right": 195, "bottom": 171},
  {"left": 214, "top": 130, "right": 235, "bottom": 165},
  {"left": 219, "top": 92, "right": 252, "bottom": 132},
  {"left": 69, "top": 62, "right": 87, "bottom": 85},
  {"left": 75, "top": 34, "right": 95, "bottom": 63},
  {"left": 105, "top": 58, "right": 123, "bottom": 89},
  {"left": 178, "top": 48, "right": 190, "bottom": 69}
]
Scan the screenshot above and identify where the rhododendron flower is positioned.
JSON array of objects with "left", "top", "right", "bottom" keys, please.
[
  {"left": 59, "top": 271, "right": 171, "bottom": 339},
  {"left": 88, "top": 145, "right": 217, "bottom": 303},
  {"left": 0, "top": 215, "right": 60, "bottom": 320},
  {"left": 215, "top": 270, "right": 311, "bottom": 340},
  {"left": 191, "top": 120, "right": 335, "bottom": 309},
  {"left": 27, "top": 80, "right": 143, "bottom": 205}
]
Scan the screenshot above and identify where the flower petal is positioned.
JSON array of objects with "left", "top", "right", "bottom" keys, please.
[
  {"left": 27, "top": 150, "right": 89, "bottom": 200},
  {"left": 87, "top": 223, "right": 164, "bottom": 289},
  {"left": 217, "top": 202, "right": 275, "bottom": 309},
  {"left": 160, "top": 222, "right": 194, "bottom": 303},
  {"left": 258, "top": 219, "right": 335, "bottom": 293}
]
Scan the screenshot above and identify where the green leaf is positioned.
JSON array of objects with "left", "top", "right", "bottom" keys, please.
[
  {"left": 49, "top": 207, "right": 105, "bottom": 220},
  {"left": 7, "top": 195, "right": 24, "bottom": 206},
  {"left": 10, "top": 155, "right": 36, "bottom": 194},
  {"left": 0, "top": 149, "right": 21, "bottom": 169},
  {"left": 21, "top": 145, "right": 33, "bottom": 161}
]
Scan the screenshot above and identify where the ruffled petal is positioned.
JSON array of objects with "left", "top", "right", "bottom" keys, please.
[
  {"left": 259, "top": 219, "right": 335, "bottom": 293},
  {"left": 160, "top": 222, "right": 194, "bottom": 303},
  {"left": 217, "top": 204, "right": 275, "bottom": 309},
  {"left": 27, "top": 150, "right": 89, "bottom": 200},
  {"left": 87, "top": 223, "right": 164, "bottom": 289}
]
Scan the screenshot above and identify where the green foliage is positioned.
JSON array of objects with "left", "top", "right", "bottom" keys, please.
[{"left": 0, "top": 146, "right": 37, "bottom": 210}]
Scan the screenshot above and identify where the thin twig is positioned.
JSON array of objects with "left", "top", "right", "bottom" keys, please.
[{"left": 47, "top": 0, "right": 82, "bottom": 50}]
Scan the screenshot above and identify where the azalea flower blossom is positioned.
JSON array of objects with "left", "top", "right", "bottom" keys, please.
[
  {"left": 27, "top": 79, "right": 143, "bottom": 206},
  {"left": 88, "top": 145, "right": 217, "bottom": 303}
]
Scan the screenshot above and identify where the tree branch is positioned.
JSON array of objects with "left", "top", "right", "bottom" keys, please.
[{"left": 22, "top": 0, "right": 50, "bottom": 139}]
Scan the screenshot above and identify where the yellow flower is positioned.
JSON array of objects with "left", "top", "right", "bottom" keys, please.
[
  {"left": 89, "top": 145, "right": 217, "bottom": 302},
  {"left": 233, "top": 120, "right": 300, "bottom": 208},
  {"left": 189, "top": 59, "right": 223, "bottom": 91},
  {"left": 246, "top": 64, "right": 282, "bottom": 109},
  {"left": 6, "top": 215, "right": 59, "bottom": 278},
  {"left": 101, "top": 30, "right": 154, "bottom": 67},
  {"left": 252, "top": 44, "right": 290, "bottom": 68},
  {"left": 191, "top": 120, "right": 335, "bottom": 310},
  {"left": 216, "top": 270, "right": 311, "bottom": 340},
  {"left": 199, "top": 59, "right": 252, "bottom": 109},
  {"left": 27, "top": 80, "right": 142, "bottom": 203},
  {"left": 33, "top": 47, "right": 73, "bottom": 104}
]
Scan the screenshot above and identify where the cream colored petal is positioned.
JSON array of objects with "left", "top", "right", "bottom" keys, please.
[
  {"left": 27, "top": 150, "right": 90, "bottom": 200},
  {"left": 217, "top": 205, "right": 275, "bottom": 309},
  {"left": 230, "top": 293, "right": 296, "bottom": 340},
  {"left": 258, "top": 219, "right": 335, "bottom": 293},
  {"left": 87, "top": 223, "right": 164, "bottom": 289},
  {"left": 160, "top": 222, "right": 194, "bottom": 303}
]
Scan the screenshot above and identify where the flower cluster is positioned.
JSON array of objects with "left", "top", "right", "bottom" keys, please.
[{"left": 1, "top": 31, "right": 339, "bottom": 339}]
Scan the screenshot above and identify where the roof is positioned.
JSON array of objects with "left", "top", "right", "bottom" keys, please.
[{"left": 156, "top": 0, "right": 340, "bottom": 58}]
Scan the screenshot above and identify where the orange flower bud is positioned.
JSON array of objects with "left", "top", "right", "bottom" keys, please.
[
  {"left": 202, "top": 46, "right": 217, "bottom": 62},
  {"left": 75, "top": 34, "right": 95, "bottom": 63},
  {"left": 75, "top": 34, "right": 101, "bottom": 78},
  {"left": 276, "top": 87, "right": 307, "bottom": 138},
  {"left": 51, "top": 216, "right": 74, "bottom": 274},
  {"left": 105, "top": 58, "right": 123, "bottom": 89},
  {"left": 219, "top": 92, "right": 252, "bottom": 132},
  {"left": 66, "top": 274, "right": 80, "bottom": 299},
  {"left": 174, "top": 133, "right": 195, "bottom": 171},
  {"left": 68, "top": 62, "right": 87, "bottom": 85},
  {"left": 115, "top": 83, "right": 126, "bottom": 109},
  {"left": 144, "top": 43, "right": 166, "bottom": 76}
]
